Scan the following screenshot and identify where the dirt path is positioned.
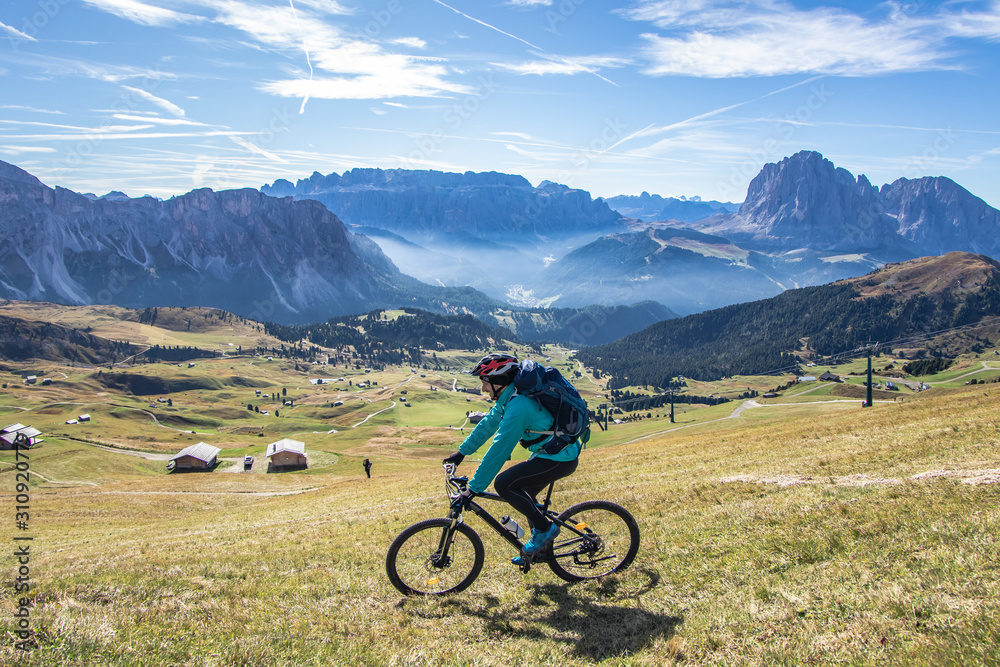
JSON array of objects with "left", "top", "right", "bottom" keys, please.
[
  {"left": 351, "top": 402, "right": 396, "bottom": 428},
  {"left": 927, "top": 360, "right": 1000, "bottom": 385},
  {"left": 24, "top": 401, "right": 196, "bottom": 434},
  {"left": 787, "top": 383, "right": 834, "bottom": 397},
  {"left": 618, "top": 396, "right": 892, "bottom": 447},
  {"left": 83, "top": 442, "right": 173, "bottom": 460},
  {"left": 576, "top": 360, "right": 603, "bottom": 388}
]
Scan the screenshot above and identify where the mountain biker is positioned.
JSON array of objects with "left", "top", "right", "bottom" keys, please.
[{"left": 443, "top": 352, "right": 582, "bottom": 563}]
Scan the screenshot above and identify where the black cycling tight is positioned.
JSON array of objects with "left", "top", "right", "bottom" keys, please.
[{"left": 494, "top": 456, "right": 579, "bottom": 532}]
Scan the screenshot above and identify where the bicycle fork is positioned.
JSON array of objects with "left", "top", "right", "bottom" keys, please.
[{"left": 430, "top": 514, "right": 464, "bottom": 569}]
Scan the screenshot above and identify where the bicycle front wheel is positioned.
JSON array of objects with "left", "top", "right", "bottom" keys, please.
[
  {"left": 386, "top": 518, "right": 485, "bottom": 595},
  {"left": 547, "top": 500, "right": 640, "bottom": 582}
]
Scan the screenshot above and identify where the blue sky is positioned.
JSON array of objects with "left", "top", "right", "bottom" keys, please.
[{"left": 1, "top": 0, "right": 999, "bottom": 207}]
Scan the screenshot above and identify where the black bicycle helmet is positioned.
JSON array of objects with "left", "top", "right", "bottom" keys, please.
[{"left": 470, "top": 353, "right": 519, "bottom": 386}]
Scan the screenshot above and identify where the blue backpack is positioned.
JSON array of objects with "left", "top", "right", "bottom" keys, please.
[{"left": 513, "top": 359, "right": 591, "bottom": 455}]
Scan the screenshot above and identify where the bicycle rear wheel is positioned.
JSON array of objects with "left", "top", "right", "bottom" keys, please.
[
  {"left": 547, "top": 500, "right": 640, "bottom": 582},
  {"left": 386, "top": 518, "right": 485, "bottom": 595}
]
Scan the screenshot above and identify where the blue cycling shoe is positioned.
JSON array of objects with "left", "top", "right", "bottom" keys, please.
[{"left": 523, "top": 523, "right": 560, "bottom": 554}]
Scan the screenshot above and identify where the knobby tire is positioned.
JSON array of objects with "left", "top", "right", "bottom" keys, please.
[
  {"left": 386, "top": 518, "right": 485, "bottom": 595},
  {"left": 546, "top": 500, "right": 640, "bottom": 582}
]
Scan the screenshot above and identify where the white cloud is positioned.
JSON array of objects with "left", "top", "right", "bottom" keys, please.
[
  {"left": 5, "top": 130, "right": 246, "bottom": 141},
  {"left": 112, "top": 114, "right": 208, "bottom": 126},
  {"left": 10, "top": 52, "right": 178, "bottom": 84},
  {"left": 494, "top": 54, "right": 630, "bottom": 76},
  {"left": 508, "top": 0, "right": 552, "bottom": 6},
  {"left": 121, "top": 86, "right": 186, "bottom": 116},
  {"left": 0, "top": 145, "right": 57, "bottom": 155},
  {"left": 260, "top": 69, "right": 470, "bottom": 101},
  {"left": 0, "top": 119, "right": 145, "bottom": 131},
  {"left": 491, "top": 131, "right": 546, "bottom": 142},
  {"left": 229, "top": 136, "right": 288, "bottom": 163},
  {"left": 290, "top": 0, "right": 353, "bottom": 15},
  {"left": 82, "top": 0, "right": 200, "bottom": 26},
  {"left": 942, "top": 4, "right": 1000, "bottom": 40},
  {"left": 391, "top": 37, "right": 427, "bottom": 49},
  {"left": 0, "top": 20, "right": 37, "bottom": 40},
  {"left": 504, "top": 142, "right": 557, "bottom": 159},
  {"left": 622, "top": 0, "right": 991, "bottom": 77},
  {"left": 212, "top": 0, "right": 472, "bottom": 100},
  {"left": 0, "top": 105, "right": 64, "bottom": 114}
]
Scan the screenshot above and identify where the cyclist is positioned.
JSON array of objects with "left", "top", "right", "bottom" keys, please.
[{"left": 443, "top": 352, "right": 582, "bottom": 563}]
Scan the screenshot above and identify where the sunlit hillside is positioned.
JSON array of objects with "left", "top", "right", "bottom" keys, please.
[{"left": 1, "top": 302, "right": 998, "bottom": 665}]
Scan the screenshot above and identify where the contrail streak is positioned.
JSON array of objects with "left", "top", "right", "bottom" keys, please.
[
  {"left": 430, "top": 0, "right": 618, "bottom": 86},
  {"left": 288, "top": 0, "right": 314, "bottom": 114}
]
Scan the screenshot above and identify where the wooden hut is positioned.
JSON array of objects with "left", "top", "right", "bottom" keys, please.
[
  {"left": 266, "top": 438, "right": 308, "bottom": 470},
  {"left": 0, "top": 424, "right": 42, "bottom": 449},
  {"left": 169, "top": 442, "right": 220, "bottom": 471}
]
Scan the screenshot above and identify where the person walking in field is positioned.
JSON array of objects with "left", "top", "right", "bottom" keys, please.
[
  {"left": 443, "top": 353, "right": 583, "bottom": 564},
  {"left": 363, "top": 458, "right": 372, "bottom": 478}
]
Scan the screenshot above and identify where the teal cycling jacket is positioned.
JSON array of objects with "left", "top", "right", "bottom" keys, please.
[{"left": 458, "top": 383, "right": 582, "bottom": 493}]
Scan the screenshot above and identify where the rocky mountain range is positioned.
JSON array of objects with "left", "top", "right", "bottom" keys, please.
[
  {"left": 600, "top": 193, "right": 737, "bottom": 223},
  {"left": 536, "top": 151, "right": 1000, "bottom": 312},
  {"left": 262, "top": 168, "right": 625, "bottom": 303},
  {"left": 263, "top": 168, "right": 621, "bottom": 241},
  {"left": 261, "top": 152, "right": 1000, "bottom": 314},
  {"left": 698, "top": 151, "right": 1000, "bottom": 259},
  {"left": 0, "top": 160, "right": 422, "bottom": 324},
  {"left": 3, "top": 150, "right": 998, "bottom": 335},
  {"left": 531, "top": 227, "right": 785, "bottom": 313},
  {"left": 0, "top": 160, "right": 671, "bottom": 341}
]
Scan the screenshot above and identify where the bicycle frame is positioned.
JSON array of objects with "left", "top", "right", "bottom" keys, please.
[
  {"left": 453, "top": 488, "right": 553, "bottom": 551},
  {"left": 439, "top": 464, "right": 591, "bottom": 570},
  {"left": 386, "top": 464, "right": 640, "bottom": 594}
]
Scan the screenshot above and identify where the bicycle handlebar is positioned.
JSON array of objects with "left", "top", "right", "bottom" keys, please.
[{"left": 443, "top": 463, "right": 470, "bottom": 503}]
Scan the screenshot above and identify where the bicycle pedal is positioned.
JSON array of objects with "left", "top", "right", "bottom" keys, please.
[{"left": 511, "top": 553, "right": 535, "bottom": 572}]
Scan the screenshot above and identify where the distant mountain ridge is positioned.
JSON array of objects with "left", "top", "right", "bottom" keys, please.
[
  {"left": 534, "top": 226, "right": 787, "bottom": 312},
  {"left": 882, "top": 176, "right": 1000, "bottom": 257},
  {"left": 576, "top": 252, "right": 1000, "bottom": 388},
  {"left": 261, "top": 153, "right": 1000, "bottom": 316},
  {"left": 0, "top": 160, "right": 673, "bottom": 341},
  {"left": 0, "top": 313, "right": 139, "bottom": 363},
  {"left": 5, "top": 152, "right": 999, "bottom": 335},
  {"left": 539, "top": 151, "right": 1000, "bottom": 312},
  {"left": 699, "top": 151, "right": 1000, "bottom": 259},
  {"left": 0, "top": 160, "right": 419, "bottom": 323},
  {"left": 262, "top": 168, "right": 622, "bottom": 240},
  {"left": 602, "top": 192, "right": 737, "bottom": 223}
]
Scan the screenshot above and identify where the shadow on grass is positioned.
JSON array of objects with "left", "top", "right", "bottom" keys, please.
[{"left": 407, "top": 569, "right": 681, "bottom": 661}]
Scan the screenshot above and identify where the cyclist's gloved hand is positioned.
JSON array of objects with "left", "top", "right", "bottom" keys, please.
[
  {"left": 443, "top": 451, "right": 465, "bottom": 466},
  {"left": 457, "top": 487, "right": 476, "bottom": 504}
]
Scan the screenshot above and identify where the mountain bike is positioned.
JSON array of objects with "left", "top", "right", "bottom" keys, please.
[{"left": 385, "top": 464, "right": 640, "bottom": 595}]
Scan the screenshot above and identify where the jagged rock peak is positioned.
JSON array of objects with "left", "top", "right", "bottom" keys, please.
[
  {"left": 881, "top": 176, "right": 1000, "bottom": 255},
  {"left": 100, "top": 191, "right": 131, "bottom": 201},
  {"left": 0, "top": 160, "right": 44, "bottom": 187},
  {"left": 740, "top": 150, "right": 860, "bottom": 211},
  {"left": 263, "top": 168, "right": 533, "bottom": 195}
]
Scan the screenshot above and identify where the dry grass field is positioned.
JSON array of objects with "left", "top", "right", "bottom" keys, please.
[{"left": 1, "top": 306, "right": 999, "bottom": 665}]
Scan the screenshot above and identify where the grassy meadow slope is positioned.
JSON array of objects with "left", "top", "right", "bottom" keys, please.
[{"left": 0, "top": 303, "right": 998, "bottom": 665}]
